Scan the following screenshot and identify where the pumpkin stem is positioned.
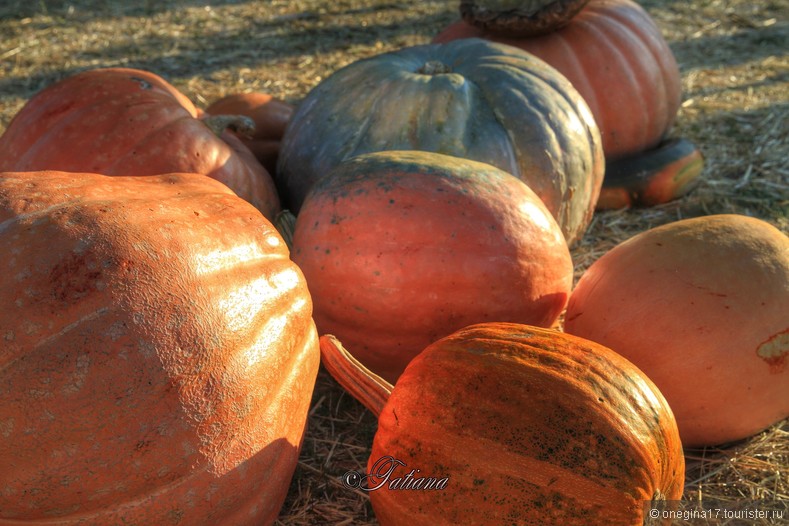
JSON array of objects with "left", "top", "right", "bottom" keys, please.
[
  {"left": 417, "top": 60, "right": 452, "bottom": 75},
  {"left": 319, "top": 335, "right": 393, "bottom": 417},
  {"left": 202, "top": 114, "right": 256, "bottom": 138}
]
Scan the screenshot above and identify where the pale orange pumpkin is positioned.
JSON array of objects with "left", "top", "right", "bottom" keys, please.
[
  {"left": 565, "top": 214, "right": 789, "bottom": 447},
  {"left": 0, "top": 170, "right": 318, "bottom": 524}
]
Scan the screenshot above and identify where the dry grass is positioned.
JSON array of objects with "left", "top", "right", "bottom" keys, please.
[{"left": 1, "top": 1, "right": 787, "bottom": 524}]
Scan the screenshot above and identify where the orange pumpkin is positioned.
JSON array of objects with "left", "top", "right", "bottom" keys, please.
[
  {"left": 321, "top": 323, "right": 685, "bottom": 525},
  {"left": 293, "top": 151, "right": 574, "bottom": 382},
  {"left": 565, "top": 214, "right": 789, "bottom": 447},
  {"left": 205, "top": 92, "right": 294, "bottom": 176},
  {"left": 435, "top": 0, "right": 681, "bottom": 161},
  {"left": 0, "top": 67, "right": 280, "bottom": 220},
  {"left": 0, "top": 170, "right": 318, "bottom": 524}
]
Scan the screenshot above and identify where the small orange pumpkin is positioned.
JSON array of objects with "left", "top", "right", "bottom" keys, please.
[
  {"left": 205, "top": 92, "right": 294, "bottom": 176},
  {"left": 321, "top": 323, "right": 685, "bottom": 525}
]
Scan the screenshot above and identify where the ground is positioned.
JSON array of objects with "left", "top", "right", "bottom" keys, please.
[{"left": 0, "top": 1, "right": 786, "bottom": 524}]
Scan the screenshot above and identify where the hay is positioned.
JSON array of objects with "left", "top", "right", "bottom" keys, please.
[{"left": 1, "top": 1, "right": 786, "bottom": 524}]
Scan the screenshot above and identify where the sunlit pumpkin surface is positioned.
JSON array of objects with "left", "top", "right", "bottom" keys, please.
[{"left": 0, "top": 170, "right": 318, "bottom": 525}]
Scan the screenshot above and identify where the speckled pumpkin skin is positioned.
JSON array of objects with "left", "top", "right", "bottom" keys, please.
[
  {"left": 292, "top": 151, "right": 574, "bottom": 383},
  {"left": 0, "top": 68, "right": 280, "bottom": 220},
  {"left": 565, "top": 214, "right": 789, "bottom": 447},
  {"left": 278, "top": 38, "right": 603, "bottom": 245},
  {"left": 0, "top": 171, "right": 318, "bottom": 525},
  {"left": 367, "top": 323, "right": 685, "bottom": 525}
]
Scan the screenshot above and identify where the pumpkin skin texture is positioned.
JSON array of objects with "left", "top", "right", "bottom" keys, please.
[
  {"left": 277, "top": 38, "right": 604, "bottom": 245},
  {"left": 0, "top": 67, "right": 280, "bottom": 220},
  {"left": 292, "top": 150, "right": 573, "bottom": 383},
  {"left": 434, "top": 0, "right": 682, "bottom": 161},
  {"left": 0, "top": 171, "right": 319, "bottom": 524},
  {"left": 460, "top": 0, "right": 591, "bottom": 36},
  {"left": 319, "top": 324, "right": 685, "bottom": 525},
  {"left": 205, "top": 92, "right": 294, "bottom": 176},
  {"left": 565, "top": 214, "right": 789, "bottom": 447}
]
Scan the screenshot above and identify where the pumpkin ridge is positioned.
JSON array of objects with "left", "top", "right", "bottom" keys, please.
[
  {"left": 566, "top": 14, "right": 650, "bottom": 154},
  {"left": 472, "top": 58, "right": 602, "bottom": 231},
  {"left": 191, "top": 329, "right": 317, "bottom": 475},
  {"left": 549, "top": 31, "right": 602, "bottom": 121},
  {"left": 332, "top": 75, "right": 394, "bottom": 168},
  {"left": 591, "top": 15, "right": 657, "bottom": 149},
  {"left": 438, "top": 327, "right": 681, "bottom": 488},
  {"left": 596, "top": 0, "right": 680, "bottom": 151},
  {"left": 469, "top": 64, "right": 564, "bottom": 187},
  {"left": 609, "top": 9, "right": 679, "bottom": 134},
  {"left": 430, "top": 335, "right": 671, "bottom": 490}
]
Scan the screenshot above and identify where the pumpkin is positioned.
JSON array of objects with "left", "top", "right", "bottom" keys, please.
[
  {"left": 435, "top": 0, "right": 682, "bottom": 162},
  {"left": 596, "top": 138, "right": 704, "bottom": 209},
  {"left": 565, "top": 214, "right": 789, "bottom": 447},
  {"left": 460, "top": 0, "right": 591, "bottom": 36},
  {"left": 205, "top": 92, "right": 294, "bottom": 176},
  {"left": 293, "top": 150, "right": 574, "bottom": 383},
  {"left": 0, "top": 67, "right": 280, "bottom": 220},
  {"left": 0, "top": 170, "right": 319, "bottom": 524},
  {"left": 320, "top": 323, "right": 685, "bottom": 525},
  {"left": 277, "top": 38, "right": 603, "bottom": 245}
]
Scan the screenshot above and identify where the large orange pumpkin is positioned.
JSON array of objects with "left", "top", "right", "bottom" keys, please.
[
  {"left": 0, "top": 67, "right": 280, "bottom": 220},
  {"left": 565, "top": 214, "right": 789, "bottom": 447},
  {"left": 435, "top": 0, "right": 682, "bottom": 161},
  {"left": 277, "top": 38, "right": 603, "bottom": 245},
  {"left": 293, "top": 150, "right": 574, "bottom": 383},
  {"left": 0, "top": 170, "right": 318, "bottom": 524},
  {"left": 320, "top": 323, "right": 685, "bottom": 525}
]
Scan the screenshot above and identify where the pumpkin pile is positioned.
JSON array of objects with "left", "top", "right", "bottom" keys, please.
[
  {"left": 0, "top": 69, "right": 314, "bottom": 524},
  {"left": 0, "top": 1, "right": 786, "bottom": 524},
  {"left": 435, "top": 0, "right": 705, "bottom": 208}
]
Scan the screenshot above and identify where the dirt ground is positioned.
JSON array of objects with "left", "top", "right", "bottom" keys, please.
[{"left": 1, "top": 1, "right": 787, "bottom": 524}]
